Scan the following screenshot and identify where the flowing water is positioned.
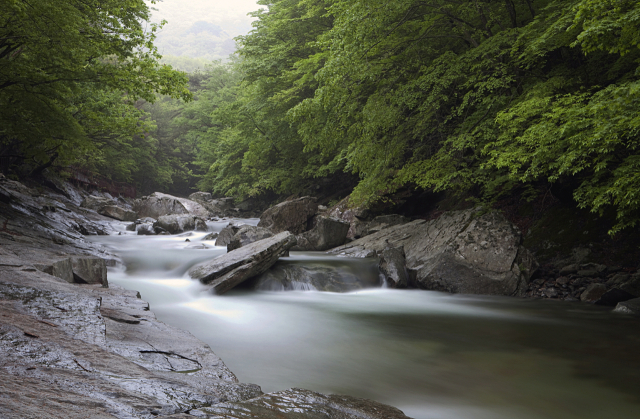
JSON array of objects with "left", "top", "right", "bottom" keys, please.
[{"left": 90, "top": 220, "right": 640, "bottom": 419}]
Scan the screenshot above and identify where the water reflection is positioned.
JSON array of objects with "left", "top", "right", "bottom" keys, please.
[{"left": 91, "top": 221, "right": 640, "bottom": 419}]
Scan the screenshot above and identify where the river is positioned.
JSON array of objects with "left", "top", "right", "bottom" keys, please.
[{"left": 90, "top": 219, "right": 640, "bottom": 419}]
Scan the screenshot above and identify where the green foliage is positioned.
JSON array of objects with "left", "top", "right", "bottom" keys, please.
[
  {"left": 171, "top": 0, "right": 640, "bottom": 234},
  {"left": 12, "top": 0, "right": 638, "bottom": 232},
  {"left": 194, "top": 0, "right": 339, "bottom": 199},
  {"left": 0, "top": 0, "right": 190, "bottom": 185}
]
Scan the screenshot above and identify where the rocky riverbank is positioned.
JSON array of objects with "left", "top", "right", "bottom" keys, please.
[
  {"left": 2, "top": 171, "right": 639, "bottom": 417},
  {"left": 0, "top": 174, "right": 412, "bottom": 418}
]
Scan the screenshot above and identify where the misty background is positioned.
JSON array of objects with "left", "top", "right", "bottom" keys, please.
[{"left": 148, "top": 0, "right": 260, "bottom": 71}]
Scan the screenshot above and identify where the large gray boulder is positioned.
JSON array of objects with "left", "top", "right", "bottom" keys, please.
[
  {"left": 327, "top": 197, "right": 370, "bottom": 239},
  {"left": 98, "top": 205, "right": 137, "bottom": 222},
  {"left": 189, "top": 191, "right": 213, "bottom": 202},
  {"left": 153, "top": 214, "right": 207, "bottom": 235},
  {"left": 134, "top": 192, "right": 210, "bottom": 218},
  {"left": 189, "top": 192, "right": 236, "bottom": 216},
  {"left": 258, "top": 197, "right": 318, "bottom": 234},
  {"left": 189, "top": 231, "right": 297, "bottom": 295},
  {"left": 215, "top": 224, "right": 241, "bottom": 247},
  {"left": 329, "top": 209, "right": 537, "bottom": 297},
  {"left": 136, "top": 223, "right": 156, "bottom": 235},
  {"left": 227, "top": 225, "right": 274, "bottom": 251},
  {"left": 293, "top": 216, "right": 350, "bottom": 251}
]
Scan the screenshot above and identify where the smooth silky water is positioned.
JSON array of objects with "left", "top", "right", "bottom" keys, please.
[{"left": 90, "top": 220, "right": 640, "bottom": 419}]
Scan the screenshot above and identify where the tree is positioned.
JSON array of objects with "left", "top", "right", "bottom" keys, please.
[{"left": 0, "top": 0, "right": 190, "bottom": 177}]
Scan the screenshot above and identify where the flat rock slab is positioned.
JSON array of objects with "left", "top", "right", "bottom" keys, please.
[
  {"left": 189, "top": 232, "right": 297, "bottom": 295},
  {"left": 0, "top": 267, "right": 258, "bottom": 419}
]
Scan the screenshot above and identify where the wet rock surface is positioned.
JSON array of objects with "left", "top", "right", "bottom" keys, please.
[
  {"left": 0, "top": 269, "right": 260, "bottom": 418},
  {"left": 191, "top": 388, "right": 411, "bottom": 419},
  {"left": 188, "top": 192, "right": 236, "bottom": 217},
  {"left": 258, "top": 196, "right": 318, "bottom": 234},
  {"left": 189, "top": 232, "right": 298, "bottom": 294},
  {"left": 154, "top": 214, "right": 208, "bottom": 234},
  {"left": 227, "top": 225, "right": 274, "bottom": 251},
  {"left": 329, "top": 209, "right": 537, "bottom": 296},
  {"left": 293, "top": 216, "right": 350, "bottom": 251},
  {"left": 214, "top": 224, "right": 241, "bottom": 247},
  {"left": 134, "top": 192, "right": 210, "bottom": 219},
  {"left": 99, "top": 205, "right": 137, "bottom": 222},
  {"left": 378, "top": 245, "right": 409, "bottom": 288},
  {"left": 1, "top": 176, "right": 412, "bottom": 418}
]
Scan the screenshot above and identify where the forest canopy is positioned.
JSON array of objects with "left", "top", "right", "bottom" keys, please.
[
  {"left": 3, "top": 0, "right": 640, "bottom": 233},
  {"left": 188, "top": 0, "right": 640, "bottom": 233},
  {"left": 0, "top": 0, "right": 190, "bottom": 191}
]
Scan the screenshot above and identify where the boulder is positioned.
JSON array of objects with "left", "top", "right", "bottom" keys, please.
[
  {"left": 593, "top": 288, "right": 636, "bottom": 306},
  {"left": 560, "top": 263, "right": 607, "bottom": 277},
  {"left": 329, "top": 209, "right": 537, "bottom": 297},
  {"left": 293, "top": 216, "right": 350, "bottom": 251},
  {"left": 258, "top": 197, "right": 318, "bottom": 234},
  {"left": 215, "top": 224, "right": 241, "bottom": 247},
  {"left": 153, "top": 214, "right": 207, "bottom": 235},
  {"left": 188, "top": 192, "right": 236, "bottom": 216},
  {"left": 327, "top": 197, "right": 371, "bottom": 239},
  {"left": 378, "top": 245, "right": 409, "bottom": 288},
  {"left": 189, "top": 231, "right": 297, "bottom": 295},
  {"left": 580, "top": 283, "right": 607, "bottom": 303},
  {"left": 559, "top": 264, "right": 579, "bottom": 275},
  {"left": 227, "top": 225, "right": 274, "bottom": 251},
  {"left": 202, "top": 232, "right": 219, "bottom": 241},
  {"left": 607, "top": 273, "right": 630, "bottom": 286},
  {"left": 98, "top": 205, "right": 137, "bottom": 222},
  {"left": 613, "top": 298, "right": 640, "bottom": 315},
  {"left": 188, "top": 191, "right": 213, "bottom": 202},
  {"left": 136, "top": 224, "right": 156, "bottom": 236},
  {"left": 80, "top": 195, "right": 115, "bottom": 212},
  {"left": 576, "top": 263, "right": 607, "bottom": 278},
  {"left": 70, "top": 256, "right": 108, "bottom": 287},
  {"left": 619, "top": 273, "right": 640, "bottom": 297},
  {"left": 133, "top": 192, "right": 210, "bottom": 218}
]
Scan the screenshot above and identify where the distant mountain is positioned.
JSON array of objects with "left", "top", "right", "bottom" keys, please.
[{"left": 148, "top": 0, "right": 259, "bottom": 61}]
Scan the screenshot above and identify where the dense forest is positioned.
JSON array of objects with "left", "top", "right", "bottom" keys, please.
[{"left": 2, "top": 0, "right": 640, "bottom": 233}]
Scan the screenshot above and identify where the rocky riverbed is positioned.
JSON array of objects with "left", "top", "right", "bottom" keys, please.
[
  {"left": 0, "top": 174, "right": 411, "bottom": 419},
  {"left": 2, "top": 171, "right": 639, "bottom": 418}
]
